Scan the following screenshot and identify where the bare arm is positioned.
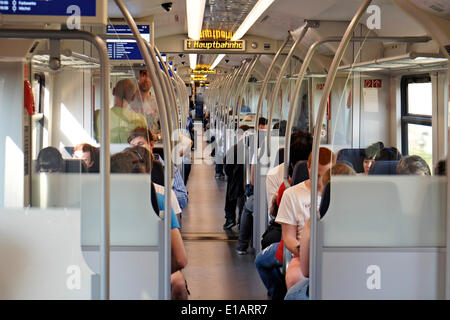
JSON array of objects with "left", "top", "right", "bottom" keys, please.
[
  {"left": 250, "top": 164, "right": 255, "bottom": 186},
  {"left": 281, "top": 223, "right": 300, "bottom": 257},
  {"left": 171, "top": 228, "right": 187, "bottom": 273},
  {"left": 299, "top": 219, "right": 310, "bottom": 277}
]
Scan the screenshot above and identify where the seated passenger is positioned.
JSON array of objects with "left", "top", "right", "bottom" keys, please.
[
  {"left": 73, "top": 143, "right": 99, "bottom": 173},
  {"left": 360, "top": 141, "right": 383, "bottom": 175},
  {"left": 36, "top": 147, "right": 64, "bottom": 173},
  {"left": 265, "top": 130, "right": 313, "bottom": 216},
  {"left": 94, "top": 78, "right": 147, "bottom": 143},
  {"left": 275, "top": 147, "right": 336, "bottom": 290},
  {"left": 396, "top": 155, "right": 431, "bottom": 175},
  {"left": 285, "top": 162, "right": 355, "bottom": 300},
  {"left": 110, "top": 147, "right": 188, "bottom": 300},
  {"left": 128, "top": 127, "right": 189, "bottom": 210},
  {"left": 254, "top": 180, "right": 290, "bottom": 300}
]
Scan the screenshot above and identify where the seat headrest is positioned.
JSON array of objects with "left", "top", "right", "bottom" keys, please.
[
  {"left": 64, "top": 159, "right": 87, "bottom": 173},
  {"left": 319, "top": 183, "right": 330, "bottom": 219},
  {"left": 275, "top": 147, "right": 284, "bottom": 166},
  {"left": 291, "top": 160, "right": 309, "bottom": 186},
  {"left": 369, "top": 160, "right": 399, "bottom": 175},
  {"left": 337, "top": 149, "right": 365, "bottom": 173}
]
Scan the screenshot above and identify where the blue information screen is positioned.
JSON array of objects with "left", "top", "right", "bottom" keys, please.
[
  {"left": 0, "top": 0, "right": 96, "bottom": 16},
  {"left": 106, "top": 25, "right": 150, "bottom": 60}
]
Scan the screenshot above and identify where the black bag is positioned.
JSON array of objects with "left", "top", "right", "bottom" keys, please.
[{"left": 261, "top": 221, "right": 282, "bottom": 250}]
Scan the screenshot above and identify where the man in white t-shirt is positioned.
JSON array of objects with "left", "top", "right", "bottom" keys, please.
[
  {"left": 275, "top": 147, "right": 335, "bottom": 289},
  {"left": 265, "top": 130, "right": 313, "bottom": 214},
  {"left": 129, "top": 70, "right": 160, "bottom": 134}
]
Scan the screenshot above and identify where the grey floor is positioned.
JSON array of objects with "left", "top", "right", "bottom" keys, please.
[{"left": 180, "top": 122, "right": 267, "bottom": 300}]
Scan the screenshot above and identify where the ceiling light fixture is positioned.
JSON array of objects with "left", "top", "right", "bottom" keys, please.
[
  {"left": 209, "top": 0, "right": 275, "bottom": 70},
  {"left": 186, "top": 0, "right": 207, "bottom": 73}
]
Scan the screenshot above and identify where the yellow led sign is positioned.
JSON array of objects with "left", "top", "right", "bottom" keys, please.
[
  {"left": 184, "top": 40, "right": 245, "bottom": 51},
  {"left": 200, "top": 29, "right": 234, "bottom": 41}
]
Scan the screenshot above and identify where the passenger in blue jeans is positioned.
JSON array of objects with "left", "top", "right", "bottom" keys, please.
[{"left": 254, "top": 241, "right": 285, "bottom": 300}]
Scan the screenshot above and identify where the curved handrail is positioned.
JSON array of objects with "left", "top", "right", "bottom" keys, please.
[
  {"left": 229, "top": 58, "right": 255, "bottom": 131},
  {"left": 114, "top": 0, "right": 172, "bottom": 300},
  {"left": 236, "top": 55, "right": 261, "bottom": 129},
  {"left": 282, "top": 35, "right": 432, "bottom": 187},
  {"left": 0, "top": 28, "right": 110, "bottom": 299},
  {"left": 309, "top": 0, "right": 372, "bottom": 300},
  {"left": 254, "top": 34, "right": 291, "bottom": 161},
  {"left": 266, "top": 23, "right": 309, "bottom": 160},
  {"left": 154, "top": 46, "right": 180, "bottom": 132}
]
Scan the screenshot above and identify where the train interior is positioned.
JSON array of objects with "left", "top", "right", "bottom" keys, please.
[{"left": 0, "top": 0, "right": 450, "bottom": 300}]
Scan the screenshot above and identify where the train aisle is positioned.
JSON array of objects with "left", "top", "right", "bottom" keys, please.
[{"left": 181, "top": 122, "right": 267, "bottom": 300}]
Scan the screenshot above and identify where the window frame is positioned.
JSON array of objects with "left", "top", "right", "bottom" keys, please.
[{"left": 400, "top": 74, "right": 432, "bottom": 155}]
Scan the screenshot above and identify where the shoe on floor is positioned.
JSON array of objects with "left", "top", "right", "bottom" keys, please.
[{"left": 223, "top": 220, "right": 236, "bottom": 230}]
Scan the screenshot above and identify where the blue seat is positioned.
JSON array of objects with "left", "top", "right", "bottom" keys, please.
[
  {"left": 64, "top": 159, "right": 87, "bottom": 173},
  {"left": 274, "top": 147, "right": 284, "bottom": 166},
  {"left": 291, "top": 160, "right": 309, "bottom": 186},
  {"left": 337, "top": 149, "right": 365, "bottom": 173},
  {"left": 369, "top": 160, "right": 399, "bottom": 175}
]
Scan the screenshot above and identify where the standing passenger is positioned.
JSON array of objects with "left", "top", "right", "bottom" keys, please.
[
  {"left": 129, "top": 70, "right": 161, "bottom": 135},
  {"left": 94, "top": 78, "right": 147, "bottom": 143}
]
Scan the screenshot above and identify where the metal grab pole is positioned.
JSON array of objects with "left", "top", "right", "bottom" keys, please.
[
  {"left": 266, "top": 23, "right": 309, "bottom": 162},
  {"left": 0, "top": 29, "right": 111, "bottom": 300},
  {"left": 229, "top": 59, "right": 253, "bottom": 135},
  {"left": 236, "top": 56, "right": 260, "bottom": 130},
  {"left": 254, "top": 34, "right": 291, "bottom": 162},
  {"left": 309, "top": 0, "right": 372, "bottom": 300},
  {"left": 154, "top": 46, "right": 180, "bottom": 132},
  {"left": 114, "top": 0, "right": 172, "bottom": 300},
  {"left": 282, "top": 36, "right": 431, "bottom": 188}
]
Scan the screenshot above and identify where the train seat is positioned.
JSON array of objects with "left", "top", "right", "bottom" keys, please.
[
  {"left": 0, "top": 208, "right": 94, "bottom": 299},
  {"left": 274, "top": 147, "right": 284, "bottom": 166},
  {"left": 369, "top": 160, "right": 399, "bottom": 175},
  {"left": 336, "top": 149, "right": 365, "bottom": 173},
  {"left": 30, "top": 173, "right": 162, "bottom": 299},
  {"left": 291, "top": 160, "right": 309, "bottom": 186},
  {"left": 317, "top": 175, "right": 446, "bottom": 299},
  {"left": 64, "top": 159, "right": 88, "bottom": 173}
]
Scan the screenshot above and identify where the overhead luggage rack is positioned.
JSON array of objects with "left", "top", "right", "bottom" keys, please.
[
  {"left": 32, "top": 52, "right": 100, "bottom": 71},
  {"left": 338, "top": 52, "right": 448, "bottom": 73}
]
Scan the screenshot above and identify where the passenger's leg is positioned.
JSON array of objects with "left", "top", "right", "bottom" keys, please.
[
  {"left": 223, "top": 197, "right": 237, "bottom": 229},
  {"left": 254, "top": 242, "right": 283, "bottom": 298},
  {"left": 285, "top": 257, "right": 306, "bottom": 290},
  {"left": 171, "top": 271, "right": 189, "bottom": 300},
  {"left": 237, "top": 196, "right": 254, "bottom": 253}
]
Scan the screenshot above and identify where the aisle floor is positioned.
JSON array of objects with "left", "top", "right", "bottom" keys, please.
[{"left": 180, "top": 122, "right": 267, "bottom": 300}]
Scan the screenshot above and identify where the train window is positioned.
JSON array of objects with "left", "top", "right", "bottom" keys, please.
[{"left": 401, "top": 75, "right": 432, "bottom": 168}]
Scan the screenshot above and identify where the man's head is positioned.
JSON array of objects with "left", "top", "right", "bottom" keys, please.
[
  {"left": 128, "top": 127, "right": 154, "bottom": 151},
  {"left": 307, "top": 147, "right": 336, "bottom": 192},
  {"left": 396, "top": 155, "right": 431, "bottom": 175},
  {"left": 289, "top": 130, "right": 313, "bottom": 176},
  {"left": 138, "top": 70, "right": 152, "bottom": 93},
  {"left": 113, "top": 78, "right": 136, "bottom": 105},
  {"left": 258, "top": 117, "right": 268, "bottom": 130},
  {"left": 73, "top": 143, "right": 97, "bottom": 169}
]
